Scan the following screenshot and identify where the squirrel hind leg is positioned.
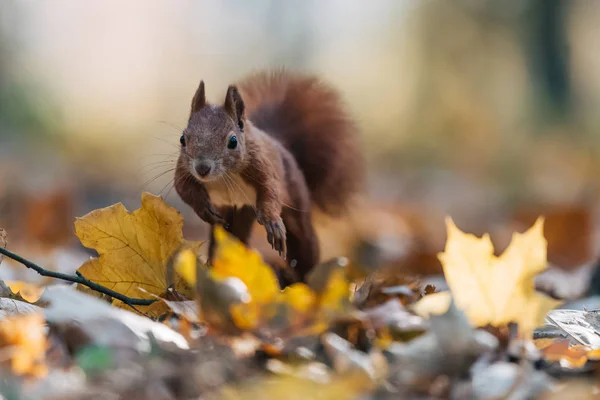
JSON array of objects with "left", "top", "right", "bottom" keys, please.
[
  {"left": 281, "top": 209, "right": 320, "bottom": 285},
  {"left": 208, "top": 205, "right": 256, "bottom": 264}
]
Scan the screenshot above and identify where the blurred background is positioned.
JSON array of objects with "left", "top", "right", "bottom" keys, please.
[{"left": 2, "top": 0, "right": 600, "bottom": 292}]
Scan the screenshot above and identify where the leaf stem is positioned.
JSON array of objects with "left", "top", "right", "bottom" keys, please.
[{"left": 0, "top": 246, "right": 156, "bottom": 306}]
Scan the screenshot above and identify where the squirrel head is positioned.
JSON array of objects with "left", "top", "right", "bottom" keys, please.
[{"left": 179, "top": 81, "right": 246, "bottom": 182}]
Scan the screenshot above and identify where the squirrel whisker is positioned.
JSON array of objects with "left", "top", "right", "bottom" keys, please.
[
  {"left": 150, "top": 135, "right": 181, "bottom": 151},
  {"left": 140, "top": 160, "right": 176, "bottom": 173},
  {"left": 224, "top": 171, "right": 257, "bottom": 213},
  {"left": 156, "top": 120, "right": 185, "bottom": 132},
  {"left": 140, "top": 167, "right": 176, "bottom": 191}
]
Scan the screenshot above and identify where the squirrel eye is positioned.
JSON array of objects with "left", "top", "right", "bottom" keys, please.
[
  {"left": 227, "top": 136, "right": 238, "bottom": 150},
  {"left": 180, "top": 135, "right": 186, "bottom": 146}
]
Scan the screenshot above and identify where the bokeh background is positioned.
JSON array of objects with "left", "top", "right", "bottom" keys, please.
[{"left": 2, "top": 0, "right": 600, "bottom": 290}]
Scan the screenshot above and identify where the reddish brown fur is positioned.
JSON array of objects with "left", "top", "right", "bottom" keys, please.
[
  {"left": 236, "top": 69, "right": 364, "bottom": 215},
  {"left": 175, "top": 70, "right": 364, "bottom": 284}
]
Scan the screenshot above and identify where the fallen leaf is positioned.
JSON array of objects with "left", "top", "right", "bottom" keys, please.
[
  {"left": 75, "top": 192, "right": 200, "bottom": 316},
  {"left": 281, "top": 284, "right": 316, "bottom": 314},
  {"left": 362, "top": 299, "right": 428, "bottom": 341},
  {"left": 387, "top": 300, "right": 498, "bottom": 390},
  {"left": 0, "top": 312, "right": 47, "bottom": 377},
  {"left": 471, "top": 361, "right": 553, "bottom": 399},
  {"left": 321, "top": 333, "right": 388, "bottom": 384},
  {"left": 0, "top": 298, "right": 43, "bottom": 319},
  {"left": 536, "top": 339, "right": 589, "bottom": 369},
  {"left": 413, "top": 217, "right": 561, "bottom": 337},
  {"left": 42, "top": 286, "right": 189, "bottom": 350},
  {"left": 177, "top": 227, "right": 351, "bottom": 335},
  {"left": 161, "top": 299, "right": 199, "bottom": 323},
  {"left": 6, "top": 280, "right": 45, "bottom": 303},
  {"left": 545, "top": 309, "right": 600, "bottom": 349},
  {"left": 175, "top": 247, "right": 251, "bottom": 331},
  {"left": 211, "top": 226, "right": 317, "bottom": 331},
  {"left": 211, "top": 225, "right": 279, "bottom": 305}
]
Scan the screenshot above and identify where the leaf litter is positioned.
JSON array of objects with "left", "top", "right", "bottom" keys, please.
[{"left": 1, "top": 194, "right": 600, "bottom": 399}]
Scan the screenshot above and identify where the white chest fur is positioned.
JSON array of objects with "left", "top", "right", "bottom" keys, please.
[{"left": 205, "top": 174, "right": 257, "bottom": 207}]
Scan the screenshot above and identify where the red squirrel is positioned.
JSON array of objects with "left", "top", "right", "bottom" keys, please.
[{"left": 174, "top": 70, "right": 364, "bottom": 284}]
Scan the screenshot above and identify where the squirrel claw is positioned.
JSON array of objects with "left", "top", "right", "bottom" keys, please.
[{"left": 258, "top": 216, "right": 286, "bottom": 260}]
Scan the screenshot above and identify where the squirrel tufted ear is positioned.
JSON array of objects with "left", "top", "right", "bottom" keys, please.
[
  {"left": 190, "top": 80, "right": 206, "bottom": 116},
  {"left": 224, "top": 85, "right": 245, "bottom": 126}
]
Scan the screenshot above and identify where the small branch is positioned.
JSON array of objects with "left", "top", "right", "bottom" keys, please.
[{"left": 0, "top": 247, "right": 155, "bottom": 306}]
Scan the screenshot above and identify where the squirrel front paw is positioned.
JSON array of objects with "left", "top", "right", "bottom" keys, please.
[{"left": 257, "top": 214, "right": 287, "bottom": 259}]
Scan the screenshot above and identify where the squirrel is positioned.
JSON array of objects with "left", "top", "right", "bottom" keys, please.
[{"left": 174, "top": 69, "right": 364, "bottom": 285}]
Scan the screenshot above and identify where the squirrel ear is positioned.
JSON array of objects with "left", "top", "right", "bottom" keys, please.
[
  {"left": 190, "top": 80, "right": 206, "bottom": 115},
  {"left": 224, "top": 85, "right": 245, "bottom": 125}
]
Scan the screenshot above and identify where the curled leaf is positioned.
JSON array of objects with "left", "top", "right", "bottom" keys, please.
[
  {"left": 6, "top": 280, "right": 45, "bottom": 303},
  {"left": 183, "top": 228, "right": 352, "bottom": 335},
  {"left": 175, "top": 246, "right": 249, "bottom": 331},
  {"left": 211, "top": 225, "right": 279, "bottom": 305}
]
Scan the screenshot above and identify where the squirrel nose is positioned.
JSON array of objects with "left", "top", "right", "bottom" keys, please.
[{"left": 194, "top": 160, "right": 213, "bottom": 177}]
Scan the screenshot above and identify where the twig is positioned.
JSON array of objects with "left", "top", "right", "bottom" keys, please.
[{"left": 0, "top": 246, "right": 155, "bottom": 306}]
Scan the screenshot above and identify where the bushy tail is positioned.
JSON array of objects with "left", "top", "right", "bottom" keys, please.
[{"left": 237, "top": 70, "right": 364, "bottom": 215}]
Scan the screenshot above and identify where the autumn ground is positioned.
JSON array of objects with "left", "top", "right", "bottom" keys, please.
[{"left": 0, "top": 184, "right": 600, "bottom": 399}]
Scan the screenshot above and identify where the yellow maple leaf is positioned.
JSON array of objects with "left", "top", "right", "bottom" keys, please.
[
  {"left": 211, "top": 226, "right": 280, "bottom": 304},
  {"left": 75, "top": 192, "right": 200, "bottom": 316},
  {"left": 6, "top": 281, "right": 45, "bottom": 303},
  {"left": 413, "top": 217, "right": 561, "bottom": 337},
  {"left": 281, "top": 283, "right": 316, "bottom": 314},
  {"left": 0, "top": 312, "right": 47, "bottom": 377},
  {"left": 177, "top": 226, "right": 349, "bottom": 332}
]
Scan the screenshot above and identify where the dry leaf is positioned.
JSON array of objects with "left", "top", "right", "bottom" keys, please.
[
  {"left": 0, "top": 298, "right": 42, "bottom": 319},
  {"left": 75, "top": 192, "right": 200, "bottom": 316},
  {"left": 175, "top": 247, "right": 251, "bottom": 331},
  {"left": 0, "top": 312, "right": 47, "bottom": 377},
  {"left": 42, "top": 286, "right": 189, "bottom": 350},
  {"left": 281, "top": 284, "right": 316, "bottom": 314},
  {"left": 212, "top": 225, "right": 301, "bottom": 330},
  {"left": 6, "top": 280, "right": 45, "bottom": 303},
  {"left": 536, "top": 339, "right": 589, "bottom": 369},
  {"left": 211, "top": 225, "right": 279, "bottom": 305},
  {"left": 413, "top": 217, "right": 561, "bottom": 337},
  {"left": 177, "top": 227, "right": 350, "bottom": 333}
]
